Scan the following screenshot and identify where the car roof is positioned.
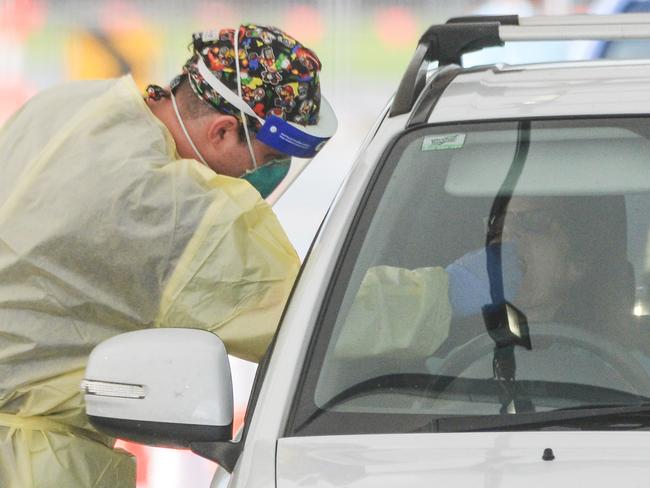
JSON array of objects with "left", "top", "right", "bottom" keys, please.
[{"left": 425, "top": 59, "right": 650, "bottom": 124}]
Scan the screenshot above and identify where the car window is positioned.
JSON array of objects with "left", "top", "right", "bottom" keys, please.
[{"left": 288, "top": 117, "right": 650, "bottom": 436}]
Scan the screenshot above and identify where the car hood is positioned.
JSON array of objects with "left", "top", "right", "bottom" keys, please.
[{"left": 277, "top": 431, "right": 650, "bottom": 487}]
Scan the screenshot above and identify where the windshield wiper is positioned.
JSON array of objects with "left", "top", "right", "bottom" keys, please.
[{"left": 421, "top": 403, "right": 650, "bottom": 432}]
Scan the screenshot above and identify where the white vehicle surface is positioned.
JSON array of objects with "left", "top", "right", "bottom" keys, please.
[{"left": 83, "top": 14, "right": 650, "bottom": 488}]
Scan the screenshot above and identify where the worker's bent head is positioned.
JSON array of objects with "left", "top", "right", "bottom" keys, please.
[{"left": 165, "top": 24, "right": 337, "bottom": 199}]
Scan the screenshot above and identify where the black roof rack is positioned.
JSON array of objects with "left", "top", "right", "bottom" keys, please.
[
  {"left": 389, "top": 21, "right": 503, "bottom": 117},
  {"left": 446, "top": 15, "right": 519, "bottom": 25},
  {"left": 389, "top": 13, "right": 650, "bottom": 117}
]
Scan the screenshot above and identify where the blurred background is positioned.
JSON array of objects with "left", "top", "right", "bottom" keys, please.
[{"left": 1, "top": 0, "right": 648, "bottom": 486}]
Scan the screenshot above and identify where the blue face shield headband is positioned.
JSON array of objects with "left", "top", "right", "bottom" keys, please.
[{"left": 196, "top": 57, "right": 338, "bottom": 160}]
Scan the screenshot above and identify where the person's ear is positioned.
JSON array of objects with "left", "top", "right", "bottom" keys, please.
[{"left": 205, "top": 114, "right": 241, "bottom": 150}]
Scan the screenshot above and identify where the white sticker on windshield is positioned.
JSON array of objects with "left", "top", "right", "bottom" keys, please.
[{"left": 422, "top": 133, "right": 466, "bottom": 151}]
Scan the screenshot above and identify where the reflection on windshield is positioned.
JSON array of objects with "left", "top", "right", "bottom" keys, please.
[{"left": 290, "top": 117, "right": 650, "bottom": 436}]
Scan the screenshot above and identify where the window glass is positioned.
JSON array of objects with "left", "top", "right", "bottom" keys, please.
[
  {"left": 602, "top": 40, "right": 650, "bottom": 59},
  {"left": 289, "top": 117, "right": 650, "bottom": 436}
]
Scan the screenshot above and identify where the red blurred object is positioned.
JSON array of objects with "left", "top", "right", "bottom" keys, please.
[
  {"left": 99, "top": 0, "right": 145, "bottom": 32},
  {"left": 115, "top": 440, "right": 150, "bottom": 486},
  {"left": 233, "top": 407, "right": 245, "bottom": 433},
  {"left": 284, "top": 4, "right": 325, "bottom": 45},
  {"left": 113, "top": 408, "right": 245, "bottom": 486},
  {"left": 0, "top": 0, "right": 46, "bottom": 39},
  {"left": 195, "top": 1, "right": 238, "bottom": 30},
  {"left": 375, "top": 6, "right": 418, "bottom": 49},
  {"left": 0, "top": 82, "right": 37, "bottom": 125}
]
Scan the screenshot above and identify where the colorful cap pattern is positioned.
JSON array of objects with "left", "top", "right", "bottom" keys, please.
[{"left": 182, "top": 24, "right": 323, "bottom": 132}]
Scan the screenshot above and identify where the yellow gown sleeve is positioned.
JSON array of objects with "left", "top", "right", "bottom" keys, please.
[
  {"left": 333, "top": 265, "right": 452, "bottom": 359},
  {"left": 155, "top": 170, "right": 300, "bottom": 363}
]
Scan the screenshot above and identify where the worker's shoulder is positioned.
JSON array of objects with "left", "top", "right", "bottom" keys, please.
[
  {"left": 28, "top": 78, "right": 121, "bottom": 108},
  {"left": 199, "top": 172, "right": 281, "bottom": 222},
  {"left": 194, "top": 172, "right": 299, "bottom": 259},
  {"left": 5, "top": 77, "right": 127, "bottom": 133}
]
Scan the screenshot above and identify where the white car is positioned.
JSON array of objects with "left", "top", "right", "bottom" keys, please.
[{"left": 83, "top": 14, "right": 650, "bottom": 488}]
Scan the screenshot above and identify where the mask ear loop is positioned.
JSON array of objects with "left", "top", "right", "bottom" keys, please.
[
  {"left": 233, "top": 28, "right": 259, "bottom": 171},
  {"left": 170, "top": 91, "right": 209, "bottom": 167}
]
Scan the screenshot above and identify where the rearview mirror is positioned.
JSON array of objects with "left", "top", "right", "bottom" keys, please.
[{"left": 82, "top": 328, "right": 233, "bottom": 448}]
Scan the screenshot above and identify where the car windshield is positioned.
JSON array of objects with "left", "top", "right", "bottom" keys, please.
[{"left": 288, "top": 117, "right": 650, "bottom": 436}]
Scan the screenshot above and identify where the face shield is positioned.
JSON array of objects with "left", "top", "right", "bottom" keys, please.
[{"left": 195, "top": 43, "right": 338, "bottom": 203}]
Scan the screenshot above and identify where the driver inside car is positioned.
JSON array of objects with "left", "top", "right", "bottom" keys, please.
[
  {"left": 495, "top": 197, "right": 584, "bottom": 322},
  {"left": 333, "top": 194, "right": 634, "bottom": 359}
]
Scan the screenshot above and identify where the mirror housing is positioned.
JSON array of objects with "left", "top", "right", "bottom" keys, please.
[
  {"left": 82, "top": 328, "right": 233, "bottom": 448},
  {"left": 482, "top": 301, "right": 531, "bottom": 350}
]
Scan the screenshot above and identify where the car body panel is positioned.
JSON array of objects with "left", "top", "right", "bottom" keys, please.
[
  {"left": 430, "top": 61, "right": 650, "bottom": 124},
  {"left": 224, "top": 106, "right": 406, "bottom": 488},
  {"left": 225, "top": 21, "right": 650, "bottom": 488},
  {"left": 277, "top": 432, "right": 650, "bottom": 488},
  {"left": 229, "top": 61, "right": 650, "bottom": 487}
]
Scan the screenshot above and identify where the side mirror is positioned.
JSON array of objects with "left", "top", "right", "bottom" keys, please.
[{"left": 82, "top": 328, "right": 233, "bottom": 448}]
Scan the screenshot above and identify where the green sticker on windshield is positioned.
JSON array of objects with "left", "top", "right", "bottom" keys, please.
[{"left": 422, "top": 133, "right": 466, "bottom": 151}]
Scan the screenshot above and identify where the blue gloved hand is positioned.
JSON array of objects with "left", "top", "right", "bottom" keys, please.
[{"left": 445, "top": 242, "right": 522, "bottom": 317}]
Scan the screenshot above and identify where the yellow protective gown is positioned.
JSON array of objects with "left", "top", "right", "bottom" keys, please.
[
  {"left": 0, "top": 76, "right": 300, "bottom": 487},
  {"left": 333, "top": 266, "right": 452, "bottom": 359}
]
